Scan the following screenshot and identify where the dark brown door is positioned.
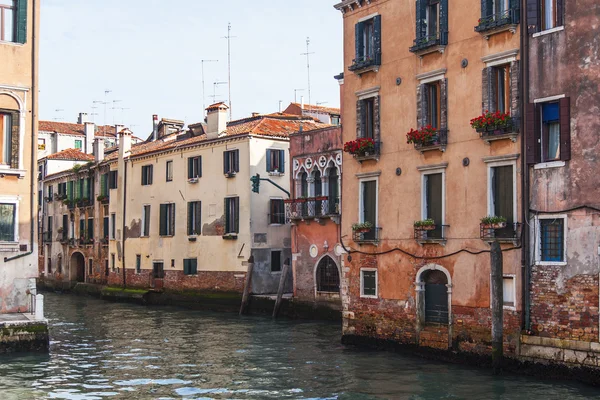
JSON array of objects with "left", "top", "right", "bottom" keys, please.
[{"left": 152, "top": 262, "right": 164, "bottom": 289}]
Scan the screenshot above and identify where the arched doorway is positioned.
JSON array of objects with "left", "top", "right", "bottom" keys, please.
[
  {"left": 70, "top": 252, "right": 85, "bottom": 283},
  {"left": 423, "top": 270, "right": 448, "bottom": 323},
  {"left": 315, "top": 255, "right": 340, "bottom": 293}
]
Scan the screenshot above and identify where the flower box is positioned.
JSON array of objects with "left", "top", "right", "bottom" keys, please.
[
  {"left": 470, "top": 111, "right": 514, "bottom": 133},
  {"left": 482, "top": 222, "right": 507, "bottom": 229},
  {"left": 344, "top": 138, "right": 376, "bottom": 157}
]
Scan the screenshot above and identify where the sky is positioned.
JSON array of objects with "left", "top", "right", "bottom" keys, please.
[{"left": 39, "top": 0, "right": 343, "bottom": 137}]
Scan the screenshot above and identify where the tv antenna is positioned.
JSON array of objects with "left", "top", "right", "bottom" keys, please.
[
  {"left": 222, "top": 23, "right": 236, "bottom": 120},
  {"left": 103, "top": 89, "right": 112, "bottom": 126},
  {"left": 111, "top": 100, "right": 122, "bottom": 124},
  {"left": 294, "top": 88, "right": 304, "bottom": 104},
  {"left": 53, "top": 108, "right": 64, "bottom": 121},
  {"left": 201, "top": 59, "right": 218, "bottom": 116},
  {"left": 300, "top": 37, "right": 314, "bottom": 111},
  {"left": 210, "top": 80, "right": 227, "bottom": 103}
]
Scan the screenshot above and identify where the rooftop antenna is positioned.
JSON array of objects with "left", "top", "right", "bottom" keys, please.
[
  {"left": 222, "top": 23, "right": 236, "bottom": 120},
  {"left": 301, "top": 37, "right": 314, "bottom": 112},
  {"left": 316, "top": 101, "right": 328, "bottom": 106},
  {"left": 93, "top": 100, "right": 107, "bottom": 126},
  {"left": 212, "top": 80, "right": 227, "bottom": 104},
  {"left": 53, "top": 108, "right": 64, "bottom": 121},
  {"left": 90, "top": 105, "right": 99, "bottom": 122},
  {"left": 103, "top": 89, "right": 112, "bottom": 127},
  {"left": 111, "top": 100, "right": 122, "bottom": 124},
  {"left": 294, "top": 88, "right": 304, "bottom": 104},
  {"left": 201, "top": 59, "right": 218, "bottom": 116}
]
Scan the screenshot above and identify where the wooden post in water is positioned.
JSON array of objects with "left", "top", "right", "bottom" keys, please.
[
  {"left": 490, "top": 241, "right": 504, "bottom": 372},
  {"left": 239, "top": 255, "right": 254, "bottom": 316},
  {"left": 272, "top": 259, "right": 290, "bottom": 319}
]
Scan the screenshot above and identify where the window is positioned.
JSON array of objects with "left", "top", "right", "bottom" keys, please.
[
  {"left": 316, "top": 256, "right": 340, "bottom": 293},
  {"left": 38, "top": 138, "right": 45, "bottom": 150},
  {"left": 351, "top": 15, "right": 381, "bottom": 69},
  {"left": 361, "top": 269, "right": 377, "bottom": 297},
  {"left": 58, "top": 182, "right": 67, "bottom": 196},
  {"left": 88, "top": 259, "right": 93, "bottom": 276},
  {"left": 327, "top": 167, "right": 340, "bottom": 214},
  {"left": 103, "top": 216, "right": 109, "bottom": 240},
  {"left": 412, "top": 0, "right": 448, "bottom": 51},
  {"left": 136, "top": 255, "right": 141, "bottom": 274},
  {"left": 110, "top": 213, "right": 116, "bottom": 239},
  {"left": 100, "top": 173, "right": 108, "bottom": 197},
  {"left": 423, "top": 172, "right": 443, "bottom": 239},
  {"left": 492, "top": 65, "right": 510, "bottom": 114},
  {"left": 527, "top": 98, "right": 570, "bottom": 164},
  {"left": 425, "top": 82, "right": 441, "bottom": 128},
  {"left": 87, "top": 218, "right": 93, "bottom": 240},
  {"left": 541, "top": 0, "right": 558, "bottom": 31},
  {"left": 111, "top": 253, "right": 116, "bottom": 271},
  {"left": 142, "top": 205, "right": 150, "bottom": 237},
  {"left": 153, "top": 261, "right": 164, "bottom": 278},
  {"left": 187, "top": 156, "right": 202, "bottom": 179},
  {"left": 493, "top": 0, "right": 509, "bottom": 14},
  {"left": 62, "top": 214, "right": 68, "bottom": 241},
  {"left": 1, "top": 112, "right": 13, "bottom": 166},
  {"left": 266, "top": 149, "right": 285, "bottom": 173},
  {"left": 426, "top": 0, "right": 440, "bottom": 38},
  {"left": 503, "top": 276, "right": 515, "bottom": 307},
  {"left": 1, "top": 0, "right": 26, "bottom": 43},
  {"left": 269, "top": 199, "right": 285, "bottom": 225},
  {"left": 141, "top": 165, "right": 153, "bottom": 186},
  {"left": 109, "top": 170, "right": 118, "bottom": 189},
  {"left": 105, "top": 260, "right": 109, "bottom": 276},
  {"left": 271, "top": 250, "right": 282, "bottom": 272},
  {"left": 79, "top": 218, "right": 85, "bottom": 239},
  {"left": 359, "top": 97, "right": 375, "bottom": 139},
  {"left": 46, "top": 216, "right": 53, "bottom": 242},
  {"left": 490, "top": 165, "right": 514, "bottom": 238},
  {"left": 360, "top": 180, "right": 377, "bottom": 241},
  {"left": 223, "top": 150, "right": 239, "bottom": 175},
  {"left": 159, "top": 203, "right": 175, "bottom": 236},
  {"left": 166, "top": 160, "right": 173, "bottom": 182},
  {"left": 47, "top": 185, "right": 53, "bottom": 198},
  {"left": 538, "top": 217, "right": 565, "bottom": 263},
  {"left": 183, "top": 258, "right": 197, "bottom": 275},
  {"left": 187, "top": 201, "right": 201, "bottom": 235},
  {"left": 224, "top": 197, "right": 239, "bottom": 234},
  {"left": 74, "top": 140, "right": 82, "bottom": 150},
  {"left": 47, "top": 258, "right": 52, "bottom": 274},
  {"left": 0, "top": 202, "right": 16, "bottom": 241}
]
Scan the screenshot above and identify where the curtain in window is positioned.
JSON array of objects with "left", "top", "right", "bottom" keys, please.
[
  {"left": 543, "top": 0, "right": 554, "bottom": 29},
  {"left": 1, "top": 203, "right": 17, "bottom": 241},
  {"left": 547, "top": 122, "right": 560, "bottom": 160}
]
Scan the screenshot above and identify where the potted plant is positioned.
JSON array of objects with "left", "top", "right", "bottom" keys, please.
[
  {"left": 470, "top": 110, "right": 513, "bottom": 134},
  {"left": 352, "top": 221, "right": 373, "bottom": 233},
  {"left": 97, "top": 194, "right": 108, "bottom": 202},
  {"left": 343, "top": 138, "right": 376, "bottom": 157},
  {"left": 414, "top": 219, "right": 436, "bottom": 230},
  {"left": 406, "top": 126, "right": 439, "bottom": 146},
  {"left": 481, "top": 215, "right": 507, "bottom": 229}
]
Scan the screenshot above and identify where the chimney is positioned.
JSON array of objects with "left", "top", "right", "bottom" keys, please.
[
  {"left": 300, "top": 96, "right": 305, "bottom": 110},
  {"left": 278, "top": 100, "right": 282, "bottom": 113},
  {"left": 152, "top": 114, "right": 159, "bottom": 141},
  {"left": 93, "top": 137, "right": 105, "bottom": 163},
  {"left": 84, "top": 122, "right": 95, "bottom": 154},
  {"left": 206, "top": 103, "right": 229, "bottom": 139},
  {"left": 115, "top": 124, "right": 125, "bottom": 136},
  {"left": 118, "top": 128, "right": 132, "bottom": 161},
  {"left": 251, "top": 112, "right": 260, "bottom": 117},
  {"left": 78, "top": 112, "right": 89, "bottom": 124}
]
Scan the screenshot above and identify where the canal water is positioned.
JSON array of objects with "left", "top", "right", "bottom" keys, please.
[{"left": 1, "top": 293, "right": 598, "bottom": 400}]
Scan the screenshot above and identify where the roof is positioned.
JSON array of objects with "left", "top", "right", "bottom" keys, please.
[
  {"left": 43, "top": 148, "right": 95, "bottom": 162},
  {"left": 38, "top": 121, "right": 118, "bottom": 138},
  {"left": 283, "top": 102, "right": 340, "bottom": 116}
]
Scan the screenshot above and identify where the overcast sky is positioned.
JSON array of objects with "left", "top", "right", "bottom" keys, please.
[{"left": 39, "top": 0, "right": 343, "bottom": 137}]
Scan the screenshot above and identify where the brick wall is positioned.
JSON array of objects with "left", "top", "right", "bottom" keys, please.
[{"left": 530, "top": 265, "right": 599, "bottom": 342}]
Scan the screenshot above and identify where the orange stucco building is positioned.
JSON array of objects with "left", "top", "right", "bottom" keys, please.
[{"left": 335, "top": 0, "right": 524, "bottom": 354}]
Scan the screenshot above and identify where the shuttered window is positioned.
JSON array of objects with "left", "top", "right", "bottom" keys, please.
[
  {"left": 87, "top": 218, "right": 94, "bottom": 240},
  {"left": 526, "top": 98, "right": 570, "bottom": 164},
  {"left": 187, "top": 156, "right": 202, "bottom": 179},
  {"left": 142, "top": 205, "right": 150, "bottom": 237},
  {"left": 183, "top": 258, "right": 198, "bottom": 275},
  {"left": 353, "top": 15, "right": 381, "bottom": 65},
  {"left": 413, "top": 0, "right": 448, "bottom": 48},
  {"left": 0, "top": 203, "right": 16, "bottom": 241},
  {"left": 100, "top": 173, "right": 108, "bottom": 196},
  {"left": 159, "top": 203, "right": 175, "bottom": 236},
  {"left": 224, "top": 197, "right": 239, "bottom": 234},
  {"left": 360, "top": 180, "right": 377, "bottom": 241},
  {"left": 527, "top": 0, "right": 563, "bottom": 33},
  {"left": 141, "top": 165, "right": 153, "bottom": 186},
  {"left": 62, "top": 214, "right": 69, "bottom": 241},
  {"left": 110, "top": 213, "right": 116, "bottom": 239},
  {"left": 109, "top": 170, "right": 118, "bottom": 189},
  {"left": 103, "top": 216, "right": 109, "bottom": 239},
  {"left": 223, "top": 150, "right": 239, "bottom": 174},
  {"left": 187, "top": 201, "right": 201, "bottom": 235},
  {"left": 424, "top": 173, "right": 443, "bottom": 239},
  {"left": 266, "top": 149, "right": 285, "bottom": 173},
  {"left": 356, "top": 96, "right": 379, "bottom": 142},
  {"left": 269, "top": 199, "right": 285, "bottom": 224}
]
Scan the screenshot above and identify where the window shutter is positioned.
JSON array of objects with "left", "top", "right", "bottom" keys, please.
[
  {"left": 188, "top": 158, "right": 193, "bottom": 179},
  {"left": 83, "top": 179, "right": 89, "bottom": 199},
  {"left": 439, "top": 0, "right": 448, "bottom": 44},
  {"left": 356, "top": 100, "right": 365, "bottom": 138},
  {"left": 482, "top": 67, "right": 492, "bottom": 113},
  {"left": 183, "top": 259, "right": 189, "bottom": 275},
  {"left": 224, "top": 198, "right": 230, "bottom": 232},
  {"left": 481, "top": 0, "right": 493, "bottom": 18},
  {"left": 526, "top": 0, "right": 539, "bottom": 33},
  {"left": 16, "top": 0, "right": 27, "bottom": 44},
  {"left": 198, "top": 157, "right": 202, "bottom": 177},
  {"left": 525, "top": 103, "right": 541, "bottom": 164},
  {"left": 440, "top": 79, "right": 448, "bottom": 129},
  {"left": 354, "top": 22, "right": 363, "bottom": 59},
  {"left": 556, "top": 0, "right": 564, "bottom": 26},
  {"left": 191, "top": 259, "right": 197, "bottom": 274},
  {"left": 103, "top": 217, "right": 109, "bottom": 238},
  {"left": 509, "top": 61, "right": 520, "bottom": 119},
  {"left": 159, "top": 204, "right": 167, "bottom": 235},
  {"left": 373, "top": 15, "right": 382, "bottom": 65},
  {"left": 266, "top": 149, "right": 272, "bottom": 172},
  {"left": 279, "top": 150, "right": 285, "bottom": 173},
  {"left": 559, "top": 97, "right": 571, "bottom": 161},
  {"left": 234, "top": 150, "right": 240, "bottom": 172},
  {"left": 187, "top": 202, "right": 192, "bottom": 235},
  {"left": 170, "top": 204, "right": 175, "bottom": 235},
  {"left": 100, "top": 174, "right": 107, "bottom": 196},
  {"left": 149, "top": 166, "right": 153, "bottom": 184},
  {"left": 416, "top": 0, "right": 427, "bottom": 39},
  {"left": 223, "top": 152, "right": 229, "bottom": 173},
  {"left": 234, "top": 198, "right": 239, "bottom": 233},
  {"left": 195, "top": 202, "right": 201, "bottom": 234},
  {"left": 510, "top": 0, "right": 520, "bottom": 24},
  {"left": 88, "top": 219, "right": 94, "bottom": 239}
]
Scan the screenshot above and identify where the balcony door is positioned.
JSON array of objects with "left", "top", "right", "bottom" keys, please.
[
  {"left": 424, "top": 173, "right": 443, "bottom": 239},
  {"left": 361, "top": 180, "right": 377, "bottom": 241},
  {"left": 491, "top": 165, "right": 514, "bottom": 238}
]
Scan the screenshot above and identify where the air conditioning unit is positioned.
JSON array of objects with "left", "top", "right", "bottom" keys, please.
[{"left": 188, "top": 177, "right": 199, "bottom": 184}]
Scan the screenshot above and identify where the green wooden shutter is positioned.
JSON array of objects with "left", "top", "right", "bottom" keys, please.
[
  {"left": 481, "top": 0, "right": 493, "bottom": 19},
  {"left": 100, "top": 174, "right": 107, "bottom": 196},
  {"left": 188, "top": 158, "right": 193, "bottom": 179},
  {"left": 509, "top": 0, "right": 520, "bottom": 23},
  {"left": 16, "top": 0, "right": 27, "bottom": 44},
  {"left": 159, "top": 204, "right": 167, "bottom": 235},
  {"left": 170, "top": 204, "right": 175, "bottom": 235},
  {"left": 88, "top": 218, "right": 94, "bottom": 239},
  {"left": 83, "top": 179, "right": 89, "bottom": 199},
  {"left": 183, "top": 259, "right": 189, "bottom": 275},
  {"left": 439, "top": 0, "right": 448, "bottom": 44},
  {"left": 526, "top": 0, "right": 539, "bottom": 33},
  {"left": 67, "top": 181, "right": 73, "bottom": 200},
  {"left": 373, "top": 15, "right": 382, "bottom": 65},
  {"left": 279, "top": 150, "right": 285, "bottom": 173},
  {"left": 187, "top": 202, "right": 193, "bottom": 235},
  {"left": 234, "top": 150, "right": 240, "bottom": 172},
  {"left": 79, "top": 219, "right": 85, "bottom": 238},
  {"left": 191, "top": 259, "right": 197, "bottom": 274},
  {"left": 198, "top": 157, "right": 202, "bottom": 177},
  {"left": 103, "top": 217, "right": 109, "bottom": 238},
  {"left": 195, "top": 202, "right": 201, "bottom": 234},
  {"left": 234, "top": 197, "right": 239, "bottom": 233},
  {"left": 224, "top": 198, "right": 230, "bottom": 233},
  {"left": 559, "top": 97, "right": 571, "bottom": 161},
  {"left": 354, "top": 22, "right": 363, "bottom": 60},
  {"left": 223, "top": 152, "right": 229, "bottom": 173},
  {"left": 266, "top": 149, "right": 272, "bottom": 172},
  {"left": 416, "top": 0, "right": 427, "bottom": 39}
]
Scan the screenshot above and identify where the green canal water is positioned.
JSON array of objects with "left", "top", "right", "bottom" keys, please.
[{"left": 0, "top": 292, "right": 598, "bottom": 399}]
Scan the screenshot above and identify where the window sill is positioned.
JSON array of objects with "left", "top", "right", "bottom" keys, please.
[
  {"left": 409, "top": 43, "right": 446, "bottom": 57},
  {"left": 0, "top": 40, "right": 24, "bottom": 47},
  {"left": 360, "top": 294, "right": 378, "bottom": 299},
  {"left": 503, "top": 305, "right": 517, "bottom": 311},
  {"left": 268, "top": 172, "right": 284, "bottom": 177},
  {"left": 480, "top": 131, "right": 519, "bottom": 144},
  {"left": 536, "top": 261, "right": 567, "bottom": 266},
  {"left": 0, "top": 168, "right": 26, "bottom": 178},
  {"left": 533, "top": 160, "right": 565, "bottom": 170},
  {"left": 416, "top": 238, "right": 447, "bottom": 246},
  {"left": 475, "top": 23, "right": 518, "bottom": 39},
  {"left": 532, "top": 26, "right": 564, "bottom": 38},
  {"left": 222, "top": 233, "right": 238, "bottom": 240},
  {"left": 159, "top": 235, "right": 175, "bottom": 238},
  {"left": 349, "top": 63, "right": 379, "bottom": 76},
  {"left": 224, "top": 173, "right": 237, "bottom": 179}
]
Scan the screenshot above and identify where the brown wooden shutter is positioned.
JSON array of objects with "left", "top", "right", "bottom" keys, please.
[
  {"left": 525, "top": 103, "right": 541, "bottom": 164},
  {"left": 556, "top": 0, "right": 564, "bottom": 27},
  {"left": 526, "top": 0, "right": 539, "bottom": 34},
  {"left": 440, "top": 79, "right": 448, "bottom": 129},
  {"left": 356, "top": 100, "right": 365, "bottom": 138},
  {"left": 559, "top": 97, "right": 571, "bottom": 161}
]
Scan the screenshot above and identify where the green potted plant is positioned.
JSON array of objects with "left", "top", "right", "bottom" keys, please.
[
  {"left": 414, "top": 218, "right": 436, "bottom": 230},
  {"left": 352, "top": 221, "right": 373, "bottom": 233},
  {"left": 481, "top": 216, "right": 507, "bottom": 229}
]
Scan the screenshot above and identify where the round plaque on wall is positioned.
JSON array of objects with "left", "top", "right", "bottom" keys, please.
[{"left": 309, "top": 245, "right": 318, "bottom": 258}]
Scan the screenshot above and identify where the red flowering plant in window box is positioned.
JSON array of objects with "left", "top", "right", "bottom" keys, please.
[
  {"left": 406, "top": 125, "right": 438, "bottom": 146},
  {"left": 343, "top": 138, "right": 376, "bottom": 157},
  {"left": 470, "top": 110, "right": 514, "bottom": 134}
]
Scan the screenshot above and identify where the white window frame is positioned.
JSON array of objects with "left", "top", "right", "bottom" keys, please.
[
  {"left": 534, "top": 214, "right": 567, "bottom": 266},
  {"left": 360, "top": 268, "right": 378, "bottom": 298},
  {"left": 419, "top": 167, "right": 446, "bottom": 223},
  {"left": 0, "top": 196, "right": 19, "bottom": 243},
  {"left": 165, "top": 160, "right": 173, "bottom": 182},
  {"left": 485, "top": 159, "right": 518, "bottom": 223},
  {"left": 357, "top": 173, "right": 379, "bottom": 227},
  {"left": 489, "top": 274, "right": 517, "bottom": 311}
]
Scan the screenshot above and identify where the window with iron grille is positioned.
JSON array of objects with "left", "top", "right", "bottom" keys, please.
[
  {"left": 539, "top": 217, "right": 565, "bottom": 263},
  {"left": 316, "top": 256, "right": 340, "bottom": 293},
  {"left": 269, "top": 199, "right": 285, "bottom": 225}
]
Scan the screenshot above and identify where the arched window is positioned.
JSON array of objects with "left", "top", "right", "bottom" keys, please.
[
  {"left": 423, "top": 270, "right": 448, "bottom": 323},
  {"left": 327, "top": 166, "right": 339, "bottom": 215},
  {"left": 316, "top": 256, "right": 340, "bottom": 293},
  {"left": 300, "top": 171, "right": 308, "bottom": 197}
]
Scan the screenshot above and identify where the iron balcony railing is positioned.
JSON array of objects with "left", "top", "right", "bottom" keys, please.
[
  {"left": 475, "top": 8, "right": 520, "bottom": 33},
  {"left": 414, "top": 224, "right": 450, "bottom": 241},
  {"left": 352, "top": 226, "right": 382, "bottom": 243},
  {"left": 409, "top": 31, "right": 448, "bottom": 53},
  {"left": 285, "top": 196, "right": 340, "bottom": 222},
  {"left": 348, "top": 53, "right": 380, "bottom": 72},
  {"left": 477, "top": 118, "right": 520, "bottom": 140},
  {"left": 414, "top": 129, "right": 448, "bottom": 151},
  {"left": 42, "top": 231, "right": 53, "bottom": 242},
  {"left": 352, "top": 140, "right": 381, "bottom": 162},
  {"left": 480, "top": 222, "right": 522, "bottom": 242}
]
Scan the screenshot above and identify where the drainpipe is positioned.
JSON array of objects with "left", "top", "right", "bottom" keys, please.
[
  {"left": 4, "top": 0, "right": 37, "bottom": 263},
  {"left": 520, "top": 0, "right": 531, "bottom": 331},
  {"left": 121, "top": 159, "right": 128, "bottom": 288}
]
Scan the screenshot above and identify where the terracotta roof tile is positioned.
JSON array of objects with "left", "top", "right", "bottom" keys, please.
[
  {"left": 44, "top": 148, "right": 95, "bottom": 161},
  {"left": 38, "top": 121, "right": 117, "bottom": 138},
  {"left": 283, "top": 102, "right": 340, "bottom": 116}
]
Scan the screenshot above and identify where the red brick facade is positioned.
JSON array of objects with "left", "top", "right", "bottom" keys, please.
[{"left": 107, "top": 269, "right": 245, "bottom": 293}]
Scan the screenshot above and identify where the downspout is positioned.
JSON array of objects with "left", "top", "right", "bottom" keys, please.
[
  {"left": 5, "top": 0, "right": 37, "bottom": 263},
  {"left": 121, "top": 159, "right": 128, "bottom": 288},
  {"left": 520, "top": 0, "right": 531, "bottom": 331}
]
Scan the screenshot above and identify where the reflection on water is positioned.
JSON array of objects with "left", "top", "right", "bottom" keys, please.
[{"left": 0, "top": 293, "right": 597, "bottom": 399}]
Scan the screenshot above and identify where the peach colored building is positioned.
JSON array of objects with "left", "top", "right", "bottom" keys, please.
[{"left": 335, "top": 0, "right": 524, "bottom": 354}]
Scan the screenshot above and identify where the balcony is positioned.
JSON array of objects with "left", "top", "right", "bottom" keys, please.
[
  {"left": 42, "top": 232, "right": 53, "bottom": 243},
  {"left": 97, "top": 194, "right": 110, "bottom": 204},
  {"left": 414, "top": 224, "right": 449, "bottom": 245},
  {"left": 414, "top": 129, "right": 448, "bottom": 153},
  {"left": 475, "top": 8, "right": 519, "bottom": 39},
  {"left": 351, "top": 140, "right": 381, "bottom": 163},
  {"left": 352, "top": 226, "right": 382, "bottom": 244},
  {"left": 348, "top": 55, "right": 381, "bottom": 75},
  {"left": 480, "top": 222, "right": 522, "bottom": 244},
  {"left": 476, "top": 119, "right": 519, "bottom": 144},
  {"left": 409, "top": 32, "right": 448, "bottom": 56},
  {"left": 285, "top": 196, "right": 340, "bottom": 222},
  {"left": 76, "top": 198, "right": 93, "bottom": 208}
]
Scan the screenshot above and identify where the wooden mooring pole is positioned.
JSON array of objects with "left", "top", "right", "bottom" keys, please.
[
  {"left": 490, "top": 241, "right": 504, "bottom": 372},
  {"left": 239, "top": 256, "right": 254, "bottom": 316},
  {"left": 272, "top": 259, "right": 290, "bottom": 319}
]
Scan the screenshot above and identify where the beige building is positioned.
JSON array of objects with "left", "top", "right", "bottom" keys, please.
[{"left": 0, "top": 0, "right": 40, "bottom": 314}]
